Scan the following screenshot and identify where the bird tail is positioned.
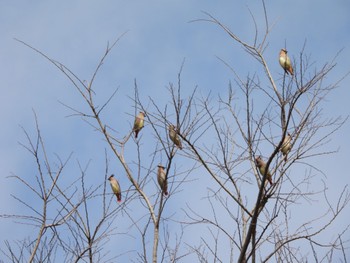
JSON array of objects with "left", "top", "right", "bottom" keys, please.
[
  {"left": 289, "top": 67, "right": 294, "bottom": 75},
  {"left": 163, "top": 184, "right": 169, "bottom": 196},
  {"left": 268, "top": 177, "right": 273, "bottom": 186}
]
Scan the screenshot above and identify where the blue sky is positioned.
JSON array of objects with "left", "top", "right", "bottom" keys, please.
[{"left": 1, "top": 1, "right": 350, "bottom": 261}]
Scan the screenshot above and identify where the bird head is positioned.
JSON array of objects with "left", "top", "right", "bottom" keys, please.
[
  {"left": 108, "top": 174, "right": 114, "bottom": 181},
  {"left": 281, "top": 48, "right": 288, "bottom": 53},
  {"left": 255, "top": 156, "right": 262, "bottom": 166},
  {"left": 140, "top": 112, "right": 146, "bottom": 117}
]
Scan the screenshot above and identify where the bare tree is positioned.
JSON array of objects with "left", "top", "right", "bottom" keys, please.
[
  {"left": 179, "top": 3, "right": 350, "bottom": 262},
  {"left": 1, "top": 112, "right": 130, "bottom": 263},
  {"left": 2, "top": 1, "right": 349, "bottom": 262}
]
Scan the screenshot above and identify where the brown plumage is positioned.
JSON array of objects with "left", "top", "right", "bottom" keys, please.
[
  {"left": 281, "top": 133, "right": 292, "bottom": 161},
  {"left": 279, "top": 48, "right": 294, "bottom": 75},
  {"left": 133, "top": 112, "right": 145, "bottom": 138},
  {"left": 255, "top": 156, "right": 273, "bottom": 185},
  {"left": 168, "top": 125, "right": 183, "bottom": 150},
  {"left": 108, "top": 174, "right": 122, "bottom": 202},
  {"left": 157, "top": 165, "right": 168, "bottom": 196}
]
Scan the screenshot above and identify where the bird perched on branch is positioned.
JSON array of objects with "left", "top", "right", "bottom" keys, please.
[
  {"left": 281, "top": 133, "right": 292, "bottom": 161},
  {"left": 133, "top": 112, "right": 145, "bottom": 138},
  {"left": 168, "top": 124, "right": 183, "bottom": 149},
  {"left": 255, "top": 156, "right": 273, "bottom": 185},
  {"left": 157, "top": 165, "right": 168, "bottom": 196},
  {"left": 279, "top": 48, "right": 294, "bottom": 75},
  {"left": 108, "top": 174, "right": 122, "bottom": 202}
]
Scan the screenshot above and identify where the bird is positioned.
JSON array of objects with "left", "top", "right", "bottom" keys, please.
[
  {"left": 255, "top": 156, "right": 273, "bottom": 185},
  {"left": 108, "top": 174, "right": 122, "bottom": 202},
  {"left": 281, "top": 133, "right": 292, "bottom": 161},
  {"left": 157, "top": 165, "right": 168, "bottom": 196},
  {"left": 279, "top": 48, "right": 294, "bottom": 75},
  {"left": 168, "top": 125, "right": 183, "bottom": 149},
  {"left": 133, "top": 112, "right": 145, "bottom": 138}
]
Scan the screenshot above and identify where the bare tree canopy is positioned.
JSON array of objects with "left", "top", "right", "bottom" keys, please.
[{"left": 1, "top": 1, "right": 350, "bottom": 263}]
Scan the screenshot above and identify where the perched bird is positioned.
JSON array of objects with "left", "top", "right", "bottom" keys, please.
[
  {"left": 108, "top": 174, "right": 122, "bottom": 202},
  {"left": 133, "top": 112, "right": 145, "bottom": 138},
  {"left": 157, "top": 165, "right": 168, "bottom": 196},
  {"left": 280, "top": 133, "right": 292, "bottom": 161},
  {"left": 255, "top": 156, "right": 273, "bottom": 185},
  {"left": 279, "top": 48, "right": 294, "bottom": 75},
  {"left": 168, "top": 125, "right": 183, "bottom": 150}
]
